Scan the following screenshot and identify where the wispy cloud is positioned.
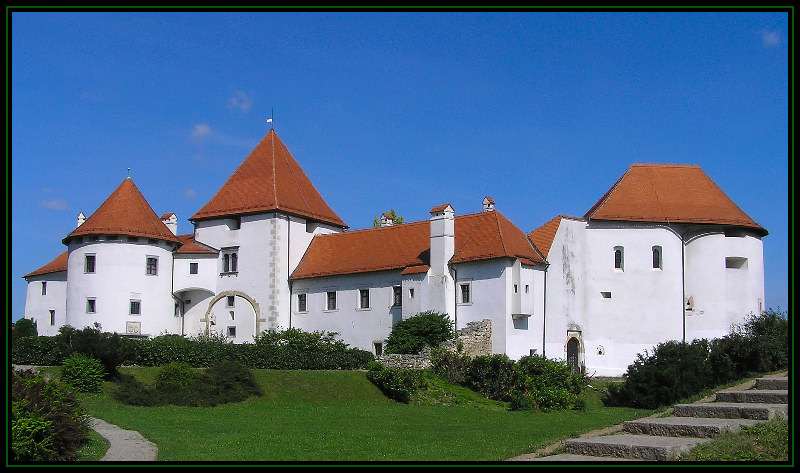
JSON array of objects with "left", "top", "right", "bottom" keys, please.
[
  {"left": 761, "top": 29, "right": 781, "bottom": 47},
  {"left": 227, "top": 91, "right": 253, "bottom": 113},
  {"left": 184, "top": 189, "right": 197, "bottom": 197},
  {"left": 40, "top": 199, "right": 69, "bottom": 210},
  {"left": 191, "top": 123, "right": 212, "bottom": 142}
]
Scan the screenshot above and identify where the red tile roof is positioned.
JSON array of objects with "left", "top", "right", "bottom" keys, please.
[
  {"left": 174, "top": 234, "right": 218, "bottom": 254},
  {"left": 23, "top": 251, "right": 68, "bottom": 279},
  {"left": 291, "top": 210, "right": 543, "bottom": 280},
  {"left": 584, "top": 164, "right": 767, "bottom": 235},
  {"left": 189, "top": 129, "right": 347, "bottom": 228},
  {"left": 64, "top": 178, "right": 181, "bottom": 244}
]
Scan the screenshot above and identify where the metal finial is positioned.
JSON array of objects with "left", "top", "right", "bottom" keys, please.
[{"left": 127, "top": 168, "right": 131, "bottom": 179}]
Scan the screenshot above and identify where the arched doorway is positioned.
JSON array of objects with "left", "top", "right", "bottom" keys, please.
[
  {"left": 201, "top": 290, "right": 263, "bottom": 340},
  {"left": 566, "top": 335, "right": 583, "bottom": 374}
]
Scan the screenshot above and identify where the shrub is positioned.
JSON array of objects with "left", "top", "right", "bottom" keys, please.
[
  {"left": 13, "top": 318, "right": 38, "bottom": 340},
  {"left": 12, "top": 336, "right": 64, "bottom": 366},
  {"left": 509, "top": 355, "right": 583, "bottom": 411},
  {"left": 384, "top": 311, "right": 455, "bottom": 354},
  {"left": 205, "top": 360, "right": 262, "bottom": 403},
  {"left": 61, "top": 354, "right": 106, "bottom": 393},
  {"left": 430, "top": 348, "right": 472, "bottom": 385},
  {"left": 11, "top": 369, "right": 89, "bottom": 462},
  {"left": 57, "top": 324, "right": 135, "bottom": 380},
  {"left": 464, "top": 354, "right": 517, "bottom": 401},
  {"left": 366, "top": 361, "right": 425, "bottom": 403}
]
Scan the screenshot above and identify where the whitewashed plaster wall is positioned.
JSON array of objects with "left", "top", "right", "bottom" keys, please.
[
  {"left": 24, "top": 272, "right": 67, "bottom": 337},
  {"left": 65, "top": 238, "right": 179, "bottom": 337}
]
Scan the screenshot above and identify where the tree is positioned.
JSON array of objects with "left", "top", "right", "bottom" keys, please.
[
  {"left": 12, "top": 318, "right": 38, "bottom": 340},
  {"left": 384, "top": 311, "right": 455, "bottom": 354},
  {"left": 372, "top": 209, "right": 404, "bottom": 228}
]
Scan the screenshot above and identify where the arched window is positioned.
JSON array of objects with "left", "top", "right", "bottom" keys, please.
[
  {"left": 652, "top": 246, "right": 662, "bottom": 269},
  {"left": 613, "top": 246, "right": 624, "bottom": 270}
]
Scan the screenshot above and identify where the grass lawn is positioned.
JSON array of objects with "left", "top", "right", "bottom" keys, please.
[{"left": 75, "top": 367, "right": 655, "bottom": 462}]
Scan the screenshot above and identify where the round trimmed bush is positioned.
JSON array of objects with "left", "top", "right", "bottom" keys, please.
[{"left": 384, "top": 311, "right": 455, "bottom": 354}]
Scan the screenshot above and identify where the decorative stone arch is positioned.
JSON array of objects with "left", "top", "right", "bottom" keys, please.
[
  {"left": 565, "top": 329, "right": 584, "bottom": 374},
  {"left": 201, "top": 290, "right": 264, "bottom": 335}
]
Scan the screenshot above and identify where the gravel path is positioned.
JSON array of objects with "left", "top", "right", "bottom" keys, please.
[{"left": 89, "top": 417, "right": 158, "bottom": 461}]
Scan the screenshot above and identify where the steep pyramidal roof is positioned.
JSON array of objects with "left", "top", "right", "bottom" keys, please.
[
  {"left": 291, "top": 210, "right": 543, "bottom": 280},
  {"left": 23, "top": 251, "right": 69, "bottom": 279},
  {"left": 584, "top": 164, "right": 767, "bottom": 236},
  {"left": 64, "top": 178, "right": 181, "bottom": 244},
  {"left": 189, "top": 129, "right": 347, "bottom": 228}
]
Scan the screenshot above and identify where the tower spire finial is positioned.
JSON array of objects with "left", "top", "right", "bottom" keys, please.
[
  {"left": 127, "top": 167, "right": 131, "bottom": 179},
  {"left": 267, "top": 108, "right": 274, "bottom": 130}
]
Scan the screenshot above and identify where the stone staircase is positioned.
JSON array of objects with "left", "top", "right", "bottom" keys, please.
[{"left": 530, "top": 375, "right": 788, "bottom": 462}]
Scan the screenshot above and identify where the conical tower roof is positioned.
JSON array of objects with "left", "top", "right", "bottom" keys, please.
[
  {"left": 189, "top": 129, "right": 347, "bottom": 228},
  {"left": 63, "top": 178, "right": 181, "bottom": 244}
]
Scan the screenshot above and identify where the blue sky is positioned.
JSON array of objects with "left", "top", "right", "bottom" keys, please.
[{"left": 10, "top": 10, "right": 790, "bottom": 322}]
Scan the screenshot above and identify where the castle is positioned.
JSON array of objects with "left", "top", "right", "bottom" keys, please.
[{"left": 22, "top": 129, "right": 767, "bottom": 376}]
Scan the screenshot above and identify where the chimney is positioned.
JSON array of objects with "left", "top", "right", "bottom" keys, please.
[
  {"left": 77, "top": 212, "right": 86, "bottom": 228},
  {"left": 482, "top": 196, "right": 495, "bottom": 212},
  {"left": 161, "top": 213, "right": 178, "bottom": 235},
  {"left": 429, "top": 204, "right": 455, "bottom": 277},
  {"left": 380, "top": 212, "right": 394, "bottom": 227}
]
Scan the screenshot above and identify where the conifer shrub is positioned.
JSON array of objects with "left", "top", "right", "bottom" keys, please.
[
  {"left": 61, "top": 353, "right": 106, "bottom": 393},
  {"left": 11, "top": 369, "right": 89, "bottom": 462},
  {"left": 384, "top": 311, "right": 455, "bottom": 354}
]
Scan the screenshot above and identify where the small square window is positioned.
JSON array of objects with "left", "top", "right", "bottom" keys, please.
[
  {"left": 189, "top": 262, "right": 198, "bottom": 274},
  {"left": 130, "top": 300, "right": 141, "bottom": 315},
  {"left": 459, "top": 283, "right": 471, "bottom": 304},
  {"left": 601, "top": 291, "right": 612, "bottom": 299},
  {"left": 85, "top": 254, "right": 96, "bottom": 273},
  {"left": 146, "top": 256, "right": 158, "bottom": 276},
  {"left": 226, "top": 295, "right": 235, "bottom": 308},
  {"left": 227, "top": 326, "right": 237, "bottom": 338},
  {"left": 86, "top": 298, "right": 96, "bottom": 314},
  {"left": 297, "top": 293, "right": 307, "bottom": 313}
]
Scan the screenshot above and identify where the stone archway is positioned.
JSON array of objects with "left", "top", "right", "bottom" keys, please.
[
  {"left": 565, "top": 332, "right": 584, "bottom": 374},
  {"left": 201, "top": 290, "right": 264, "bottom": 336}
]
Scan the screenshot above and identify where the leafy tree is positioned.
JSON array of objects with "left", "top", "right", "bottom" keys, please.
[
  {"left": 13, "top": 318, "right": 38, "bottom": 340},
  {"left": 372, "top": 209, "right": 404, "bottom": 228}
]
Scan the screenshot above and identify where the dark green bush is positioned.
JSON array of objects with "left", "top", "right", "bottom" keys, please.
[
  {"left": 56, "top": 324, "right": 135, "bottom": 380},
  {"left": 61, "top": 353, "right": 106, "bottom": 393},
  {"left": 509, "top": 355, "right": 583, "bottom": 411},
  {"left": 365, "top": 361, "right": 425, "bottom": 403},
  {"left": 11, "top": 369, "right": 89, "bottom": 462},
  {"left": 430, "top": 348, "right": 472, "bottom": 385},
  {"left": 12, "top": 336, "right": 64, "bottom": 366},
  {"left": 384, "top": 311, "right": 455, "bottom": 354},
  {"left": 709, "top": 310, "right": 788, "bottom": 382},
  {"left": 13, "top": 318, "right": 38, "bottom": 340},
  {"left": 464, "top": 354, "right": 517, "bottom": 401},
  {"left": 205, "top": 360, "right": 263, "bottom": 403}
]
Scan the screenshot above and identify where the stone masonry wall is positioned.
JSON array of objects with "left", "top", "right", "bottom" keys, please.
[{"left": 376, "top": 319, "right": 492, "bottom": 369}]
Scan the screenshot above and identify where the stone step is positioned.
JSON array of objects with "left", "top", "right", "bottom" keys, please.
[
  {"left": 673, "top": 402, "right": 788, "bottom": 420},
  {"left": 528, "top": 453, "right": 642, "bottom": 462},
  {"left": 715, "top": 389, "right": 788, "bottom": 404},
  {"left": 565, "top": 434, "right": 713, "bottom": 461},
  {"left": 754, "top": 377, "right": 788, "bottom": 390},
  {"left": 622, "top": 416, "right": 764, "bottom": 438}
]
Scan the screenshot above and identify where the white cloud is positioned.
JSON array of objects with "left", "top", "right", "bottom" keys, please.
[
  {"left": 184, "top": 189, "right": 197, "bottom": 197},
  {"left": 227, "top": 91, "right": 253, "bottom": 113},
  {"left": 40, "top": 199, "right": 69, "bottom": 210},
  {"left": 761, "top": 30, "right": 781, "bottom": 47},
  {"left": 191, "top": 123, "right": 212, "bottom": 141}
]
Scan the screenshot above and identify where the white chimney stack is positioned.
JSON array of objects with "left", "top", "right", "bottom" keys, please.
[
  {"left": 482, "top": 196, "right": 495, "bottom": 212},
  {"left": 161, "top": 213, "right": 178, "bottom": 235},
  {"left": 77, "top": 212, "right": 85, "bottom": 228}
]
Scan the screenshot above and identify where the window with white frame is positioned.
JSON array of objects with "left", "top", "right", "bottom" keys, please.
[
  {"left": 146, "top": 256, "right": 158, "bottom": 275},
  {"left": 41, "top": 282, "right": 47, "bottom": 295},
  {"left": 85, "top": 254, "right": 96, "bottom": 273},
  {"left": 221, "top": 248, "right": 239, "bottom": 274},
  {"left": 49, "top": 310, "right": 55, "bottom": 326},
  {"left": 459, "top": 282, "right": 472, "bottom": 304},
  {"left": 227, "top": 326, "right": 237, "bottom": 338},
  {"left": 86, "top": 298, "right": 96, "bottom": 314},
  {"left": 189, "top": 262, "right": 198, "bottom": 274},
  {"left": 359, "top": 289, "right": 370, "bottom": 309},
  {"left": 130, "top": 299, "right": 141, "bottom": 315},
  {"left": 326, "top": 291, "right": 337, "bottom": 311},
  {"left": 297, "top": 293, "right": 307, "bottom": 313}
]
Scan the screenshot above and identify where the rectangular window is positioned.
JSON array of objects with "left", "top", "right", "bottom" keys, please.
[
  {"left": 459, "top": 283, "right": 471, "bottom": 304},
  {"left": 392, "top": 286, "right": 402, "bottom": 307},
  {"left": 297, "top": 293, "right": 307, "bottom": 313},
  {"left": 41, "top": 282, "right": 47, "bottom": 295},
  {"left": 189, "top": 262, "right": 198, "bottom": 274},
  {"left": 226, "top": 295, "right": 235, "bottom": 308},
  {"left": 326, "top": 291, "right": 337, "bottom": 311},
  {"left": 525, "top": 285, "right": 530, "bottom": 294},
  {"left": 409, "top": 288, "right": 414, "bottom": 299},
  {"left": 601, "top": 291, "right": 612, "bottom": 299},
  {"left": 614, "top": 247, "right": 624, "bottom": 270},
  {"left": 221, "top": 249, "right": 239, "bottom": 274},
  {"left": 49, "top": 310, "right": 55, "bottom": 326},
  {"left": 86, "top": 298, "right": 96, "bottom": 314},
  {"left": 146, "top": 256, "right": 158, "bottom": 275},
  {"left": 359, "top": 289, "right": 370, "bottom": 309},
  {"left": 513, "top": 284, "right": 518, "bottom": 294},
  {"left": 130, "top": 300, "right": 141, "bottom": 315},
  {"left": 652, "top": 246, "right": 663, "bottom": 270},
  {"left": 725, "top": 257, "right": 748, "bottom": 269},
  {"left": 227, "top": 326, "right": 237, "bottom": 338},
  {"left": 373, "top": 342, "right": 383, "bottom": 357},
  {"left": 85, "top": 254, "right": 96, "bottom": 273}
]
